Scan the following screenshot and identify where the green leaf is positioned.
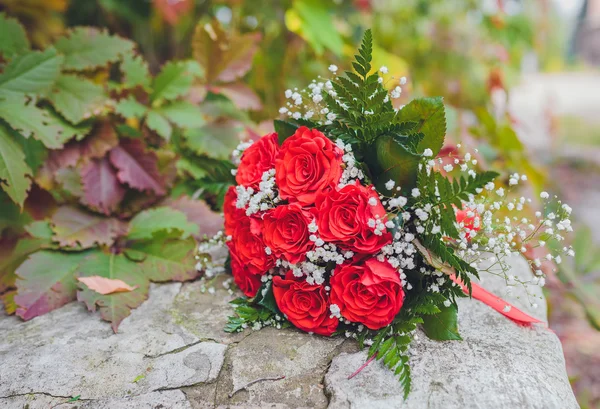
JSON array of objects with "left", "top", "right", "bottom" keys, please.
[
  {"left": 274, "top": 119, "right": 300, "bottom": 145},
  {"left": 0, "top": 97, "right": 67, "bottom": 149},
  {"left": 397, "top": 97, "right": 446, "bottom": 156},
  {"left": 76, "top": 251, "right": 148, "bottom": 332},
  {"left": 0, "top": 48, "right": 63, "bottom": 98},
  {"left": 48, "top": 74, "right": 107, "bottom": 124},
  {"left": 15, "top": 135, "right": 47, "bottom": 173},
  {"left": 365, "top": 134, "right": 421, "bottom": 193},
  {"left": 288, "top": 0, "right": 343, "bottom": 56},
  {"left": 157, "top": 101, "right": 205, "bottom": 129},
  {"left": 146, "top": 111, "right": 172, "bottom": 140},
  {"left": 25, "top": 221, "right": 54, "bottom": 239},
  {"left": 0, "top": 12, "right": 30, "bottom": 59},
  {"left": 0, "top": 125, "right": 32, "bottom": 208},
  {"left": 14, "top": 250, "right": 91, "bottom": 320},
  {"left": 151, "top": 61, "right": 201, "bottom": 103},
  {"left": 46, "top": 109, "right": 93, "bottom": 141},
  {"left": 127, "top": 207, "right": 199, "bottom": 240},
  {"left": 184, "top": 122, "right": 241, "bottom": 160},
  {"left": 421, "top": 304, "right": 462, "bottom": 341},
  {"left": 119, "top": 52, "right": 151, "bottom": 90},
  {"left": 114, "top": 97, "right": 147, "bottom": 119},
  {"left": 54, "top": 27, "right": 135, "bottom": 71},
  {"left": 124, "top": 235, "right": 199, "bottom": 282},
  {"left": 253, "top": 281, "right": 279, "bottom": 314}
]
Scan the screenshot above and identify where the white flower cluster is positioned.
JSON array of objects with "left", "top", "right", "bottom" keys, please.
[
  {"left": 377, "top": 230, "right": 418, "bottom": 289},
  {"left": 235, "top": 169, "right": 281, "bottom": 216},
  {"left": 335, "top": 139, "right": 364, "bottom": 187},
  {"left": 231, "top": 140, "right": 254, "bottom": 167}
]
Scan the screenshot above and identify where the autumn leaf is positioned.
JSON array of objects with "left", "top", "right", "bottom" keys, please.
[
  {"left": 77, "top": 275, "right": 138, "bottom": 295},
  {"left": 109, "top": 138, "right": 165, "bottom": 195},
  {"left": 214, "top": 83, "right": 263, "bottom": 111},
  {"left": 14, "top": 250, "right": 91, "bottom": 320},
  {"left": 81, "top": 157, "right": 126, "bottom": 215},
  {"left": 76, "top": 251, "right": 148, "bottom": 332},
  {"left": 50, "top": 206, "right": 127, "bottom": 249},
  {"left": 127, "top": 206, "right": 199, "bottom": 240},
  {"left": 163, "top": 195, "right": 224, "bottom": 239},
  {"left": 192, "top": 20, "right": 260, "bottom": 84}
]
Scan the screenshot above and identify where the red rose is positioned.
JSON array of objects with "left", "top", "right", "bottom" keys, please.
[
  {"left": 230, "top": 215, "right": 275, "bottom": 275},
  {"left": 316, "top": 182, "right": 392, "bottom": 254},
  {"left": 236, "top": 133, "right": 279, "bottom": 189},
  {"left": 223, "top": 186, "right": 244, "bottom": 237},
  {"left": 273, "top": 271, "right": 338, "bottom": 336},
  {"left": 228, "top": 242, "right": 262, "bottom": 297},
  {"left": 330, "top": 258, "right": 404, "bottom": 330},
  {"left": 262, "top": 203, "right": 315, "bottom": 264},
  {"left": 455, "top": 206, "right": 481, "bottom": 240},
  {"left": 275, "top": 127, "right": 343, "bottom": 206}
]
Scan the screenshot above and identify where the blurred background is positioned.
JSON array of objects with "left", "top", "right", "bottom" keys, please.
[{"left": 0, "top": 0, "right": 598, "bottom": 406}]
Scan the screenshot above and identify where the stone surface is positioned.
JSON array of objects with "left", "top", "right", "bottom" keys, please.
[
  {"left": 324, "top": 256, "right": 579, "bottom": 409},
  {"left": 0, "top": 256, "right": 578, "bottom": 409}
]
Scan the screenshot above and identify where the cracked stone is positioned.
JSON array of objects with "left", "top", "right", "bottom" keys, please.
[
  {"left": 0, "top": 390, "right": 192, "bottom": 409},
  {"left": 0, "top": 284, "right": 226, "bottom": 403}
]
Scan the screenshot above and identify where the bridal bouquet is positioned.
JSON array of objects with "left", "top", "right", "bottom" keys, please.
[{"left": 207, "top": 30, "right": 574, "bottom": 396}]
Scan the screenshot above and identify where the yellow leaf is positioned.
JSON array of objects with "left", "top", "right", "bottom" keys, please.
[{"left": 77, "top": 276, "right": 138, "bottom": 295}]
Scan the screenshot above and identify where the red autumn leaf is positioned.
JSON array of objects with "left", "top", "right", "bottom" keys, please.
[
  {"left": 79, "top": 121, "right": 119, "bottom": 160},
  {"left": 192, "top": 21, "right": 261, "bottom": 84},
  {"left": 81, "top": 157, "right": 126, "bottom": 215},
  {"left": 109, "top": 138, "right": 166, "bottom": 195},
  {"left": 163, "top": 195, "right": 224, "bottom": 239},
  {"left": 38, "top": 121, "right": 119, "bottom": 176},
  {"left": 14, "top": 250, "right": 90, "bottom": 320},
  {"left": 153, "top": 0, "right": 193, "bottom": 25},
  {"left": 77, "top": 275, "right": 138, "bottom": 295},
  {"left": 211, "top": 83, "right": 263, "bottom": 111},
  {"left": 50, "top": 206, "right": 127, "bottom": 249}
]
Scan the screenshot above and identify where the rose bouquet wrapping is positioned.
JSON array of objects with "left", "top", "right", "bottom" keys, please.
[{"left": 200, "top": 30, "right": 574, "bottom": 396}]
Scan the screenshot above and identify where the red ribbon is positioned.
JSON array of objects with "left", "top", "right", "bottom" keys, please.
[{"left": 449, "top": 275, "right": 542, "bottom": 325}]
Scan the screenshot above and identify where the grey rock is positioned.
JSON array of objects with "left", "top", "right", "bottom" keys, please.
[
  {"left": 0, "top": 390, "right": 192, "bottom": 409},
  {"left": 0, "top": 283, "right": 225, "bottom": 405},
  {"left": 324, "top": 256, "right": 580, "bottom": 409},
  {"left": 0, "top": 256, "right": 578, "bottom": 409}
]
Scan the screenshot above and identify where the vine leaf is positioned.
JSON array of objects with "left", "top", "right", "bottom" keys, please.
[
  {"left": 48, "top": 74, "right": 106, "bottom": 125},
  {"left": 0, "top": 47, "right": 62, "bottom": 98},
  {"left": 54, "top": 27, "right": 135, "bottom": 71},
  {"left": 150, "top": 60, "right": 202, "bottom": 102},
  {"left": 14, "top": 250, "right": 91, "bottom": 320},
  {"left": 0, "top": 12, "right": 30, "bottom": 59},
  {"left": 76, "top": 251, "right": 148, "bottom": 332},
  {"left": 192, "top": 20, "right": 260, "bottom": 84},
  {"left": 124, "top": 234, "right": 199, "bottom": 282},
  {"left": 109, "top": 138, "right": 165, "bottom": 195},
  {"left": 80, "top": 157, "right": 126, "bottom": 215},
  {"left": 119, "top": 52, "right": 151, "bottom": 90},
  {"left": 163, "top": 195, "right": 224, "bottom": 239},
  {"left": 126, "top": 207, "right": 199, "bottom": 240},
  {"left": 0, "top": 97, "right": 66, "bottom": 149},
  {"left": 0, "top": 125, "right": 32, "bottom": 208},
  {"left": 146, "top": 111, "right": 172, "bottom": 140},
  {"left": 50, "top": 206, "right": 127, "bottom": 249}
]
